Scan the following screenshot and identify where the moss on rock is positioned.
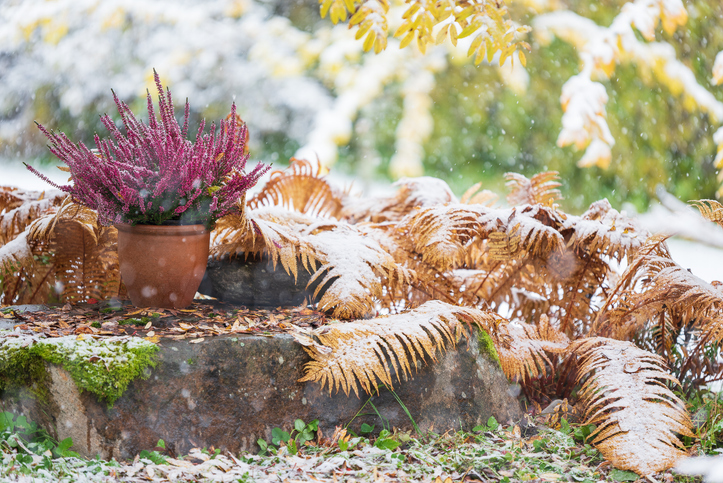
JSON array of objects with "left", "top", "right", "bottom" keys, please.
[
  {"left": 0, "top": 332, "right": 158, "bottom": 406},
  {"left": 0, "top": 341, "right": 50, "bottom": 402},
  {"left": 477, "top": 329, "right": 500, "bottom": 368}
]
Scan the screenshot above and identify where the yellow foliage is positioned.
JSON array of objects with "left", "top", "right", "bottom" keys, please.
[{"left": 320, "top": 0, "right": 530, "bottom": 61}]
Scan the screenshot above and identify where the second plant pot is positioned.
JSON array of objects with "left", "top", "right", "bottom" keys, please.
[{"left": 115, "top": 223, "right": 210, "bottom": 309}]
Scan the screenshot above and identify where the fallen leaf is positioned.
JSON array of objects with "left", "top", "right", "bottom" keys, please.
[
  {"left": 144, "top": 321, "right": 152, "bottom": 330},
  {"left": 190, "top": 338, "right": 204, "bottom": 344},
  {"left": 146, "top": 331, "right": 155, "bottom": 337},
  {"left": 125, "top": 308, "right": 148, "bottom": 316},
  {"left": 539, "top": 473, "right": 561, "bottom": 481}
]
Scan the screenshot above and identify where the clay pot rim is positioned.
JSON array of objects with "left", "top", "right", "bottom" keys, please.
[{"left": 114, "top": 223, "right": 208, "bottom": 236}]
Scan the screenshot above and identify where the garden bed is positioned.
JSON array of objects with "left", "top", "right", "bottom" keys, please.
[{"left": 0, "top": 302, "right": 521, "bottom": 460}]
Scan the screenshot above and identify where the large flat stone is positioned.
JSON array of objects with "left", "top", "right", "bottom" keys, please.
[
  {"left": 4, "top": 330, "right": 521, "bottom": 460},
  {"left": 201, "top": 255, "right": 319, "bottom": 306}
]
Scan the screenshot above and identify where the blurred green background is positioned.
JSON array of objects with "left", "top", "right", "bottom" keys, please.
[{"left": 2, "top": 0, "right": 722, "bottom": 213}]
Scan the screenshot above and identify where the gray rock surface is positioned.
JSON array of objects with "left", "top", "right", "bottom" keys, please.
[
  {"left": 201, "top": 255, "right": 319, "bottom": 306},
  {"left": 3, "top": 330, "right": 522, "bottom": 460}
]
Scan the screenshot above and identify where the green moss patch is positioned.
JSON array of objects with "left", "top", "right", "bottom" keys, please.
[
  {"left": 0, "top": 332, "right": 158, "bottom": 406},
  {"left": 477, "top": 329, "right": 500, "bottom": 368}
]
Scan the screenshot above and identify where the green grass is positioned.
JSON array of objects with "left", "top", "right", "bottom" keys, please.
[{"left": 0, "top": 410, "right": 707, "bottom": 482}]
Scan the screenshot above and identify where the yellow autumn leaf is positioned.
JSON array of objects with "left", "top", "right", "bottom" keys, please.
[
  {"left": 355, "top": 21, "right": 372, "bottom": 40},
  {"left": 467, "top": 33, "right": 483, "bottom": 58},
  {"left": 362, "top": 31, "right": 375, "bottom": 52},
  {"left": 435, "top": 24, "right": 449, "bottom": 45},
  {"left": 458, "top": 19, "right": 481, "bottom": 39},
  {"left": 402, "top": 3, "right": 420, "bottom": 20},
  {"left": 320, "top": 0, "right": 332, "bottom": 19},
  {"left": 400, "top": 31, "right": 415, "bottom": 49}
]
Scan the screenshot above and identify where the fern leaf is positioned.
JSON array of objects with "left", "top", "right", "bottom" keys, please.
[
  {"left": 343, "top": 176, "right": 457, "bottom": 223},
  {"left": 494, "top": 315, "right": 570, "bottom": 381},
  {"left": 0, "top": 188, "right": 65, "bottom": 247},
  {"left": 399, "top": 204, "right": 481, "bottom": 271},
  {"left": 248, "top": 158, "right": 345, "bottom": 218},
  {"left": 212, "top": 205, "right": 319, "bottom": 281},
  {"left": 692, "top": 199, "right": 723, "bottom": 228},
  {"left": 27, "top": 200, "right": 121, "bottom": 303},
  {"left": 307, "top": 224, "right": 410, "bottom": 319},
  {"left": 564, "top": 199, "right": 649, "bottom": 262},
  {"left": 213, "top": 206, "right": 410, "bottom": 319},
  {"left": 0, "top": 231, "right": 54, "bottom": 305},
  {"left": 294, "top": 300, "right": 502, "bottom": 396},
  {"left": 596, "top": 235, "right": 723, "bottom": 343},
  {"left": 400, "top": 203, "right": 565, "bottom": 273},
  {"left": 505, "top": 171, "right": 562, "bottom": 207},
  {"left": 571, "top": 337, "right": 694, "bottom": 475},
  {"left": 460, "top": 182, "right": 498, "bottom": 206}
]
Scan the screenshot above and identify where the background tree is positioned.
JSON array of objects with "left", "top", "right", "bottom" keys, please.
[{"left": 1, "top": 0, "right": 722, "bottom": 210}]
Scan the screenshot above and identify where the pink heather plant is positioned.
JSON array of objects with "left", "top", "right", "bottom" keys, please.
[{"left": 27, "top": 70, "right": 269, "bottom": 228}]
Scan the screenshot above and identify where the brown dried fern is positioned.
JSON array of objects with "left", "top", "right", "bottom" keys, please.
[
  {"left": 0, "top": 188, "right": 66, "bottom": 247},
  {"left": 213, "top": 205, "right": 410, "bottom": 319},
  {"left": 494, "top": 315, "right": 570, "bottom": 382},
  {"left": 692, "top": 199, "right": 723, "bottom": 228},
  {"left": 0, "top": 231, "right": 54, "bottom": 305},
  {"left": 29, "top": 198, "right": 121, "bottom": 303},
  {"left": 342, "top": 176, "right": 456, "bottom": 223},
  {"left": 571, "top": 337, "right": 694, "bottom": 476},
  {"left": 505, "top": 171, "right": 562, "bottom": 207},
  {"left": 294, "top": 300, "right": 502, "bottom": 396},
  {"left": 460, "top": 182, "right": 498, "bottom": 206},
  {"left": 248, "top": 158, "right": 345, "bottom": 218}
]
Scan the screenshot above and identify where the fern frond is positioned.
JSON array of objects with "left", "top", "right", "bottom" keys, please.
[
  {"left": 294, "top": 300, "right": 502, "bottom": 396},
  {"left": 571, "top": 337, "right": 694, "bottom": 475},
  {"left": 399, "top": 204, "right": 481, "bottom": 271},
  {"left": 343, "top": 176, "right": 457, "bottom": 223},
  {"left": 494, "top": 315, "right": 570, "bottom": 381},
  {"left": 213, "top": 206, "right": 409, "bottom": 319},
  {"left": 460, "top": 182, "right": 498, "bottom": 206},
  {"left": 0, "top": 188, "right": 65, "bottom": 247},
  {"left": 401, "top": 203, "right": 565, "bottom": 274},
  {"left": 307, "top": 224, "right": 411, "bottom": 319},
  {"left": 491, "top": 205, "right": 566, "bottom": 259},
  {"left": 27, "top": 199, "right": 121, "bottom": 303},
  {"left": 692, "top": 199, "right": 723, "bottom": 228},
  {"left": 248, "top": 158, "right": 345, "bottom": 218},
  {"left": 564, "top": 199, "right": 649, "bottom": 262},
  {"left": 212, "top": 204, "right": 320, "bottom": 281},
  {"left": 596, "top": 235, "right": 723, "bottom": 343},
  {"left": 0, "top": 231, "right": 54, "bottom": 305},
  {"left": 505, "top": 171, "right": 562, "bottom": 207}
]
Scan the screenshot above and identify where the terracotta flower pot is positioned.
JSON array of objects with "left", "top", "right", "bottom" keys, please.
[{"left": 115, "top": 224, "right": 210, "bottom": 309}]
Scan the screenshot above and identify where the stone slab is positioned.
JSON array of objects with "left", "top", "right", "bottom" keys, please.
[
  {"left": 200, "top": 255, "right": 322, "bottom": 307},
  {"left": 3, "top": 330, "right": 522, "bottom": 460}
]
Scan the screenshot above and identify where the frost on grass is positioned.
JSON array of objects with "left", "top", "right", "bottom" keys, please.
[
  {"left": 0, "top": 422, "right": 611, "bottom": 483},
  {"left": 0, "top": 331, "right": 158, "bottom": 405}
]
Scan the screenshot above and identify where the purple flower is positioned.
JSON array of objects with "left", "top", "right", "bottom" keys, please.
[{"left": 28, "top": 70, "right": 269, "bottom": 228}]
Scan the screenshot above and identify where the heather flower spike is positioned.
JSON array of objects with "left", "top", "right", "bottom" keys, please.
[{"left": 27, "top": 70, "right": 269, "bottom": 228}]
